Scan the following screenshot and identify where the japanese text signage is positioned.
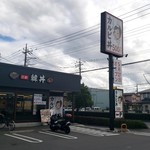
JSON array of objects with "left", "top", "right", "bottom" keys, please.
[
  {"left": 114, "top": 89, "right": 123, "bottom": 119},
  {"left": 113, "top": 59, "right": 122, "bottom": 84},
  {"left": 101, "top": 12, "right": 123, "bottom": 57},
  {"left": 10, "top": 72, "right": 53, "bottom": 84},
  {"left": 33, "top": 94, "right": 46, "bottom": 105},
  {"left": 33, "top": 94, "right": 46, "bottom": 115},
  {"left": 31, "top": 74, "right": 46, "bottom": 83}
]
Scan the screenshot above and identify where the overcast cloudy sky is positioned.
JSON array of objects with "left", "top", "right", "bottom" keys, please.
[{"left": 0, "top": 0, "right": 150, "bottom": 93}]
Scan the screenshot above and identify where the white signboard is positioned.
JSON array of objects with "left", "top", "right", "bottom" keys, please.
[
  {"left": 40, "top": 109, "right": 51, "bottom": 123},
  {"left": 34, "top": 94, "right": 46, "bottom": 105},
  {"left": 101, "top": 12, "right": 123, "bottom": 57},
  {"left": 33, "top": 94, "right": 46, "bottom": 105},
  {"left": 114, "top": 89, "right": 123, "bottom": 119},
  {"left": 49, "top": 96, "right": 63, "bottom": 117},
  {"left": 33, "top": 94, "right": 46, "bottom": 115},
  {"left": 114, "top": 59, "right": 122, "bottom": 84}
]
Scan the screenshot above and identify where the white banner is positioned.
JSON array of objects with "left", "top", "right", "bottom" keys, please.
[
  {"left": 114, "top": 89, "right": 123, "bottom": 119},
  {"left": 114, "top": 59, "right": 122, "bottom": 85},
  {"left": 49, "top": 96, "right": 63, "bottom": 117}
]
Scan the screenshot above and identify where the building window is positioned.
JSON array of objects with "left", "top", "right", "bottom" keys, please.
[{"left": 16, "top": 94, "right": 33, "bottom": 112}]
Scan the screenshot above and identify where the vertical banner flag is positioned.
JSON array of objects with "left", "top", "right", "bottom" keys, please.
[
  {"left": 114, "top": 89, "right": 123, "bottom": 118},
  {"left": 49, "top": 96, "right": 63, "bottom": 117},
  {"left": 114, "top": 59, "right": 122, "bottom": 85}
]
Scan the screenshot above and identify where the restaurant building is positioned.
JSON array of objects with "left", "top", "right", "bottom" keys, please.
[{"left": 0, "top": 63, "right": 80, "bottom": 122}]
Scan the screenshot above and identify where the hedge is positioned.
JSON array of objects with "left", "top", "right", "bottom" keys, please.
[
  {"left": 66, "top": 111, "right": 150, "bottom": 122},
  {"left": 74, "top": 116, "right": 148, "bottom": 129}
]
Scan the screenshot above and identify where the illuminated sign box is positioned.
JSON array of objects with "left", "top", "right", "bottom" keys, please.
[{"left": 101, "top": 12, "right": 123, "bottom": 57}]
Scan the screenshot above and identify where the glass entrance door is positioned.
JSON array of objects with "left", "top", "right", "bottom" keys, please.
[{"left": 16, "top": 93, "right": 33, "bottom": 121}]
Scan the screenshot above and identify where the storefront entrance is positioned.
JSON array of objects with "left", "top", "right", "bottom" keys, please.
[
  {"left": 0, "top": 92, "right": 15, "bottom": 118},
  {"left": 0, "top": 91, "right": 48, "bottom": 122},
  {"left": 0, "top": 62, "right": 80, "bottom": 123},
  {"left": 16, "top": 93, "right": 33, "bottom": 122}
]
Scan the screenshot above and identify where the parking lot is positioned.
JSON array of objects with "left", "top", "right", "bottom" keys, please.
[{"left": 1, "top": 124, "right": 150, "bottom": 150}]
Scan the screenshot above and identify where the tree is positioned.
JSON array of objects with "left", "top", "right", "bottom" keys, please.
[{"left": 67, "top": 83, "right": 93, "bottom": 111}]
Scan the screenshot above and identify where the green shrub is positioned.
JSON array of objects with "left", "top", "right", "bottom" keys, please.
[
  {"left": 66, "top": 111, "right": 150, "bottom": 122},
  {"left": 115, "top": 119, "right": 148, "bottom": 129},
  {"left": 74, "top": 116, "right": 148, "bottom": 129},
  {"left": 74, "top": 116, "right": 109, "bottom": 126}
]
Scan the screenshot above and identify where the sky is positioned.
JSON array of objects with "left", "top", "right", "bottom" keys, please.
[{"left": 0, "top": 0, "right": 150, "bottom": 93}]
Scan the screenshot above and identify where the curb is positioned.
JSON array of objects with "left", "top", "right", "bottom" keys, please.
[
  {"left": 71, "top": 123, "right": 120, "bottom": 133},
  {"left": 15, "top": 122, "right": 41, "bottom": 128}
]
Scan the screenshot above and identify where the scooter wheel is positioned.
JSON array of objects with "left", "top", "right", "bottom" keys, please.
[
  {"left": 8, "top": 120, "right": 15, "bottom": 131},
  {"left": 50, "top": 125, "right": 55, "bottom": 132},
  {"left": 64, "top": 126, "right": 70, "bottom": 134}
]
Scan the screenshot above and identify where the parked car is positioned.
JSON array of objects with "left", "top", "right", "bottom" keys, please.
[{"left": 92, "top": 107, "right": 101, "bottom": 111}]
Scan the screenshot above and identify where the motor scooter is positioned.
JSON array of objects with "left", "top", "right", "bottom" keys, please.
[{"left": 49, "top": 114, "right": 71, "bottom": 134}]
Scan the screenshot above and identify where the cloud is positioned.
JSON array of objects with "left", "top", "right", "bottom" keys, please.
[{"left": 0, "top": 0, "right": 150, "bottom": 93}]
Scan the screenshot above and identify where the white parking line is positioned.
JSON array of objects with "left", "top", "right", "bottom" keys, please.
[
  {"left": 5, "top": 133, "right": 43, "bottom": 143},
  {"left": 12, "top": 129, "right": 34, "bottom": 133},
  {"left": 39, "top": 131, "right": 78, "bottom": 139}
]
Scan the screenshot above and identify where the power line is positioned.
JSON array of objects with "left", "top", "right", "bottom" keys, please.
[
  {"left": 143, "top": 74, "right": 150, "bottom": 84},
  {"left": 30, "top": 24, "right": 99, "bottom": 48},
  {"left": 119, "top": 3, "right": 150, "bottom": 18},
  {"left": 32, "top": 23, "right": 150, "bottom": 59},
  {"left": 27, "top": 3, "right": 150, "bottom": 50},
  {"left": 31, "top": 53, "right": 61, "bottom": 69},
  {"left": 1, "top": 3, "right": 150, "bottom": 70},
  {"left": 79, "top": 59, "right": 150, "bottom": 73},
  {"left": 26, "top": 16, "right": 150, "bottom": 61},
  {"left": 1, "top": 3, "right": 150, "bottom": 62}
]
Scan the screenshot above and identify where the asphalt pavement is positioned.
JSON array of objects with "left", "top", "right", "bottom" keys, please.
[
  {"left": 11, "top": 121, "right": 150, "bottom": 134},
  {"left": 2, "top": 123, "right": 150, "bottom": 150}
]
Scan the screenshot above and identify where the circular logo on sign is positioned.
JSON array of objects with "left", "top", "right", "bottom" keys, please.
[
  {"left": 47, "top": 77, "right": 53, "bottom": 83},
  {"left": 10, "top": 72, "right": 19, "bottom": 79}
]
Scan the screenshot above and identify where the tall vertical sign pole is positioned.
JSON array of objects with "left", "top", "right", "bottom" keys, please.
[
  {"left": 101, "top": 12, "right": 123, "bottom": 131},
  {"left": 109, "top": 54, "right": 115, "bottom": 130}
]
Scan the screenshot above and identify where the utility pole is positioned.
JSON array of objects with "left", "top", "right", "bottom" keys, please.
[
  {"left": 79, "top": 58, "right": 82, "bottom": 77},
  {"left": 75, "top": 58, "right": 83, "bottom": 83},
  {"left": 136, "top": 84, "right": 138, "bottom": 93},
  {"left": 23, "top": 44, "right": 28, "bottom": 67},
  {"left": 22, "top": 44, "right": 36, "bottom": 67},
  {"left": 75, "top": 58, "right": 83, "bottom": 82}
]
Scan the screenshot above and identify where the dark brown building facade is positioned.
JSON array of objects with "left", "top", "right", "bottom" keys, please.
[{"left": 0, "top": 63, "right": 80, "bottom": 122}]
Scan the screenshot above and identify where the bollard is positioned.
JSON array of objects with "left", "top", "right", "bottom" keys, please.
[{"left": 121, "top": 123, "right": 128, "bottom": 132}]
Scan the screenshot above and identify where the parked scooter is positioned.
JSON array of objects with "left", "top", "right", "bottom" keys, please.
[{"left": 49, "top": 114, "right": 71, "bottom": 134}]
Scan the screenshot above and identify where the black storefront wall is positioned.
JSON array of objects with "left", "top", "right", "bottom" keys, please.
[
  {"left": 0, "top": 63, "right": 81, "bottom": 122},
  {"left": 0, "top": 63, "right": 81, "bottom": 92}
]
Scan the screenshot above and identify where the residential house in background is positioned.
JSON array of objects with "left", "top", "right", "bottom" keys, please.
[
  {"left": 123, "top": 93, "right": 141, "bottom": 112},
  {"left": 139, "top": 89, "right": 150, "bottom": 113},
  {"left": 124, "top": 88, "right": 150, "bottom": 113}
]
